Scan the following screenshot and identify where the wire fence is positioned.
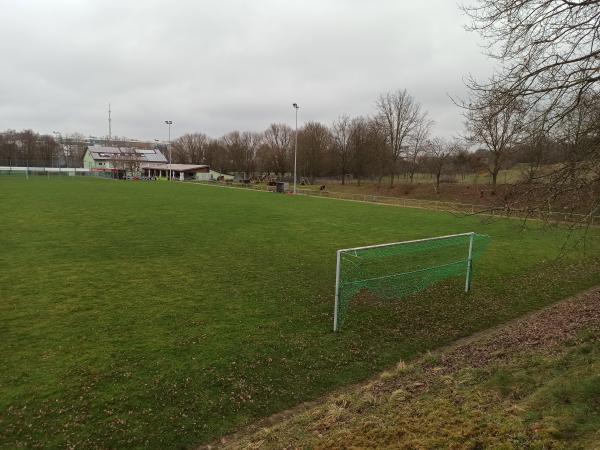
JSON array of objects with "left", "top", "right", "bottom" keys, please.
[
  {"left": 0, "top": 167, "right": 114, "bottom": 178},
  {"left": 188, "top": 179, "right": 599, "bottom": 225}
]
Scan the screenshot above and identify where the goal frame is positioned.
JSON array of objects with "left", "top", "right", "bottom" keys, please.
[{"left": 333, "top": 232, "right": 476, "bottom": 332}]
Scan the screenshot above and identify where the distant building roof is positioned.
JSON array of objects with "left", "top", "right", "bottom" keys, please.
[
  {"left": 141, "top": 163, "right": 209, "bottom": 171},
  {"left": 86, "top": 146, "right": 167, "bottom": 163}
]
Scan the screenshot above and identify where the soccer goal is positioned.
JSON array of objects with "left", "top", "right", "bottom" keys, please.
[{"left": 333, "top": 232, "right": 491, "bottom": 332}]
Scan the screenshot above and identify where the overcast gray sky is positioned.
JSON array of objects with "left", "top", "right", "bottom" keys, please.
[{"left": 0, "top": 0, "right": 492, "bottom": 141}]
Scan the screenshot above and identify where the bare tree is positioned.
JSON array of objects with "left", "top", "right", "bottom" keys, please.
[
  {"left": 452, "top": 146, "right": 477, "bottom": 182},
  {"left": 109, "top": 149, "right": 142, "bottom": 178},
  {"left": 219, "top": 131, "right": 260, "bottom": 177},
  {"left": 533, "top": 94, "right": 599, "bottom": 215},
  {"left": 0, "top": 130, "right": 58, "bottom": 167},
  {"left": 109, "top": 152, "right": 126, "bottom": 178},
  {"left": 375, "top": 89, "right": 425, "bottom": 185},
  {"left": 464, "top": 88, "right": 525, "bottom": 193},
  {"left": 221, "top": 131, "right": 245, "bottom": 174},
  {"left": 67, "top": 133, "right": 88, "bottom": 167},
  {"left": 172, "top": 133, "right": 209, "bottom": 164},
  {"left": 406, "top": 115, "right": 434, "bottom": 183},
  {"left": 255, "top": 143, "right": 275, "bottom": 176},
  {"left": 39, "top": 135, "right": 59, "bottom": 168},
  {"left": 241, "top": 131, "right": 262, "bottom": 178},
  {"left": 462, "top": 0, "right": 600, "bottom": 127},
  {"left": 367, "top": 121, "right": 390, "bottom": 185},
  {"left": 0, "top": 130, "right": 18, "bottom": 167},
  {"left": 125, "top": 151, "right": 143, "bottom": 177},
  {"left": 426, "top": 138, "right": 460, "bottom": 194},
  {"left": 348, "top": 117, "right": 372, "bottom": 186},
  {"left": 462, "top": 0, "right": 600, "bottom": 220},
  {"left": 204, "top": 139, "right": 227, "bottom": 173},
  {"left": 298, "top": 122, "right": 331, "bottom": 184},
  {"left": 517, "top": 109, "right": 554, "bottom": 182},
  {"left": 331, "top": 115, "right": 352, "bottom": 184},
  {"left": 263, "top": 123, "right": 293, "bottom": 177},
  {"left": 21, "top": 130, "right": 36, "bottom": 168}
]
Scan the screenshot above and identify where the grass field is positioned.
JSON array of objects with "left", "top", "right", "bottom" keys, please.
[
  {"left": 1, "top": 177, "right": 599, "bottom": 449},
  {"left": 226, "top": 289, "right": 600, "bottom": 449}
]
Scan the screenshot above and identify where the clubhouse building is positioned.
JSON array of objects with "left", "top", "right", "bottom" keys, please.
[
  {"left": 83, "top": 146, "right": 167, "bottom": 178},
  {"left": 83, "top": 146, "right": 215, "bottom": 180}
]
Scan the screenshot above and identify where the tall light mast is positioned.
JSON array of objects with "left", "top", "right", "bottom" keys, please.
[
  {"left": 108, "top": 103, "right": 112, "bottom": 146},
  {"left": 292, "top": 103, "right": 299, "bottom": 194},
  {"left": 165, "top": 120, "right": 173, "bottom": 180}
]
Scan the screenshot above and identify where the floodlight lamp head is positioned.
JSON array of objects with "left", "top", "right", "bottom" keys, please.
[{"left": 293, "top": 103, "right": 299, "bottom": 109}]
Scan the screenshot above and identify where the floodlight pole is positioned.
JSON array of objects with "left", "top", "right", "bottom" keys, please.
[
  {"left": 165, "top": 120, "right": 173, "bottom": 181},
  {"left": 52, "top": 131, "right": 60, "bottom": 168},
  {"left": 292, "top": 103, "right": 299, "bottom": 194},
  {"left": 333, "top": 249, "right": 341, "bottom": 332},
  {"left": 465, "top": 232, "right": 475, "bottom": 292}
]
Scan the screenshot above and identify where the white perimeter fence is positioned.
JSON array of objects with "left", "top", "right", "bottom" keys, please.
[{"left": 0, "top": 166, "right": 115, "bottom": 178}]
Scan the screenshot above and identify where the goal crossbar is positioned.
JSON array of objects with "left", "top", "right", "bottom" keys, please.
[{"left": 337, "top": 232, "right": 476, "bottom": 253}]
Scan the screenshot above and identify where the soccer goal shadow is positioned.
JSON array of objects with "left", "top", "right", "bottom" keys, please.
[{"left": 342, "top": 277, "right": 470, "bottom": 332}]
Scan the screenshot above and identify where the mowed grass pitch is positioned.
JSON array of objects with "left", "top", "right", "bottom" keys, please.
[{"left": 1, "top": 177, "right": 599, "bottom": 449}]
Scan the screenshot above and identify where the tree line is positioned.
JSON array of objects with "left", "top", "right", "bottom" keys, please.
[
  {"left": 170, "top": 90, "right": 470, "bottom": 189},
  {"left": 170, "top": 88, "right": 589, "bottom": 195},
  {"left": 0, "top": 130, "right": 88, "bottom": 168}
]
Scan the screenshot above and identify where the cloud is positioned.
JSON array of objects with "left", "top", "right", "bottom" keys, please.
[{"left": 0, "top": 0, "right": 492, "bottom": 140}]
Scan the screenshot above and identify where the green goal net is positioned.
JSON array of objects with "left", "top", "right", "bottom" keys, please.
[{"left": 333, "top": 232, "right": 491, "bottom": 331}]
